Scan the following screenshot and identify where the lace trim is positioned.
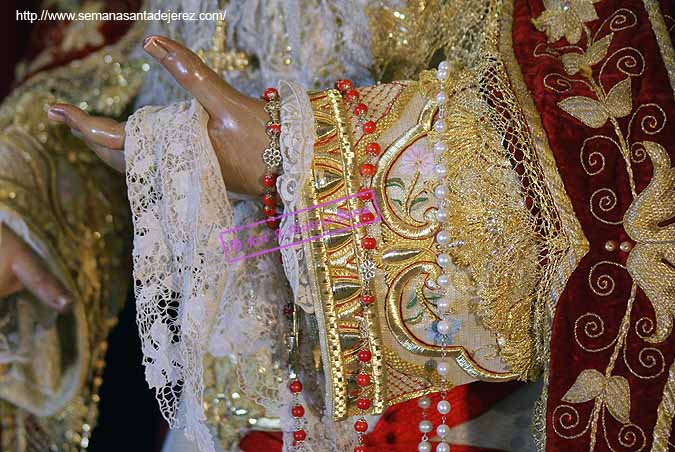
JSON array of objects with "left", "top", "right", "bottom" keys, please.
[
  {"left": 277, "top": 81, "right": 317, "bottom": 314},
  {"left": 125, "top": 99, "right": 232, "bottom": 452}
]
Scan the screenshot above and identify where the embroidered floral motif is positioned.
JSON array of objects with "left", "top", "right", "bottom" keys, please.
[
  {"left": 533, "top": 0, "right": 601, "bottom": 44},
  {"left": 532, "top": 2, "right": 675, "bottom": 450}
]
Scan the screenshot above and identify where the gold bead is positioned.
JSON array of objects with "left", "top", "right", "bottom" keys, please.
[
  {"left": 619, "top": 241, "right": 633, "bottom": 252},
  {"left": 604, "top": 240, "right": 617, "bottom": 252}
]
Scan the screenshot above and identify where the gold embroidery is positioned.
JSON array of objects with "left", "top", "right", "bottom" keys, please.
[
  {"left": 624, "top": 142, "right": 675, "bottom": 343},
  {"left": 530, "top": 0, "right": 675, "bottom": 449},
  {"left": 499, "top": 0, "right": 591, "bottom": 447},
  {"left": 643, "top": 0, "right": 675, "bottom": 97},
  {"left": 366, "top": 0, "right": 493, "bottom": 82},
  {"left": 533, "top": 0, "right": 601, "bottom": 44}
]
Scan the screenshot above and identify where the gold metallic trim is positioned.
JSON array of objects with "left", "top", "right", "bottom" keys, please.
[
  {"left": 651, "top": 359, "right": 675, "bottom": 452},
  {"left": 499, "top": 0, "right": 590, "bottom": 449},
  {"left": 644, "top": 0, "right": 675, "bottom": 97},
  {"left": 326, "top": 89, "right": 387, "bottom": 417}
]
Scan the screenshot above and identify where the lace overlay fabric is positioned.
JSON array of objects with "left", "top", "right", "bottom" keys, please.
[
  {"left": 126, "top": 100, "right": 234, "bottom": 452},
  {"left": 126, "top": 99, "right": 299, "bottom": 452}
]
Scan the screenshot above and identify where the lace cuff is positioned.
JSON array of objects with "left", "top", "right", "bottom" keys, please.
[
  {"left": 125, "top": 99, "right": 233, "bottom": 452},
  {"left": 277, "top": 81, "right": 317, "bottom": 313}
]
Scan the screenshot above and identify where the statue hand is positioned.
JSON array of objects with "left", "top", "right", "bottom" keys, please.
[
  {"left": 49, "top": 35, "right": 268, "bottom": 195},
  {"left": 0, "top": 224, "right": 71, "bottom": 311}
]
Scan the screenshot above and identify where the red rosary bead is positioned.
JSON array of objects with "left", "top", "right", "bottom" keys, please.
[
  {"left": 357, "top": 189, "right": 373, "bottom": 201},
  {"left": 266, "top": 123, "right": 281, "bottom": 135},
  {"left": 354, "top": 419, "right": 369, "bottom": 433},
  {"left": 353, "top": 103, "right": 368, "bottom": 116},
  {"left": 354, "top": 446, "right": 367, "bottom": 452},
  {"left": 263, "top": 205, "right": 276, "bottom": 217},
  {"left": 335, "top": 79, "right": 353, "bottom": 93},
  {"left": 262, "top": 87, "right": 279, "bottom": 102},
  {"left": 345, "top": 89, "right": 360, "bottom": 102},
  {"left": 289, "top": 379, "right": 303, "bottom": 393},
  {"left": 356, "top": 373, "right": 371, "bottom": 387},
  {"left": 262, "top": 174, "right": 277, "bottom": 187},
  {"left": 356, "top": 398, "right": 371, "bottom": 410},
  {"left": 359, "top": 212, "right": 375, "bottom": 223},
  {"left": 366, "top": 142, "right": 381, "bottom": 156},
  {"left": 262, "top": 193, "right": 277, "bottom": 206},
  {"left": 291, "top": 404, "right": 305, "bottom": 418},
  {"left": 361, "top": 294, "right": 375, "bottom": 305},
  {"left": 357, "top": 350, "right": 372, "bottom": 362},
  {"left": 359, "top": 163, "right": 376, "bottom": 176},
  {"left": 293, "top": 429, "right": 307, "bottom": 441},
  {"left": 362, "top": 237, "right": 377, "bottom": 249},
  {"left": 362, "top": 121, "right": 376, "bottom": 134}
]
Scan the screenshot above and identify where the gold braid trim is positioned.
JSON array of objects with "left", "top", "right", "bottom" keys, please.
[{"left": 643, "top": 0, "right": 675, "bottom": 98}]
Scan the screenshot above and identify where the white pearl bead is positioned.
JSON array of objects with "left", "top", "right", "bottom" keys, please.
[
  {"left": 434, "top": 163, "right": 448, "bottom": 177},
  {"left": 418, "top": 420, "right": 433, "bottom": 433},
  {"left": 437, "top": 320, "right": 450, "bottom": 334},
  {"left": 436, "top": 209, "right": 448, "bottom": 223},
  {"left": 437, "top": 400, "right": 452, "bottom": 414},
  {"left": 437, "top": 423, "right": 450, "bottom": 438},
  {"left": 435, "top": 91, "right": 448, "bottom": 105},
  {"left": 434, "top": 141, "right": 448, "bottom": 154},
  {"left": 437, "top": 298, "right": 450, "bottom": 312},
  {"left": 437, "top": 253, "right": 450, "bottom": 268},
  {"left": 434, "top": 185, "right": 447, "bottom": 199},
  {"left": 436, "top": 230, "right": 450, "bottom": 245},
  {"left": 433, "top": 120, "right": 447, "bottom": 133},
  {"left": 437, "top": 274, "right": 450, "bottom": 287},
  {"left": 418, "top": 441, "right": 432, "bottom": 452},
  {"left": 438, "top": 61, "right": 449, "bottom": 72},
  {"left": 437, "top": 360, "right": 449, "bottom": 376},
  {"left": 437, "top": 442, "right": 450, "bottom": 452},
  {"left": 436, "top": 69, "right": 448, "bottom": 81},
  {"left": 418, "top": 396, "right": 431, "bottom": 409}
]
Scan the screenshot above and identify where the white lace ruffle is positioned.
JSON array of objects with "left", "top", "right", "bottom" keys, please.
[
  {"left": 277, "top": 81, "right": 317, "bottom": 313},
  {"left": 125, "top": 99, "right": 233, "bottom": 452}
]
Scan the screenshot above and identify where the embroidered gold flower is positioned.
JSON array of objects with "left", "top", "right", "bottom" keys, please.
[
  {"left": 533, "top": 0, "right": 600, "bottom": 44},
  {"left": 624, "top": 141, "right": 675, "bottom": 343}
]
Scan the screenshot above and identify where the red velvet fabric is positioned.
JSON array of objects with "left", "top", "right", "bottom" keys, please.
[
  {"left": 510, "top": 0, "right": 675, "bottom": 450},
  {"left": 239, "top": 381, "right": 520, "bottom": 452}
]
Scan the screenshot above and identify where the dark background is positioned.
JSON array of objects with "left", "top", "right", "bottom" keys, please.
[{"left": 1, "top": 1, "right": 166, "bottom": 450}]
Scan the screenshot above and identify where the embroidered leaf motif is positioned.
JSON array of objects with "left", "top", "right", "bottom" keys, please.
[
  {"left": 605, "top": 376, "right": 631, "bottom": 424},
  {"left": 411, "top": 196, "right": 428, "bottom": 208},
  {"left": 386, "top": 177, "right": 405, "bottom": 189},
  {"left": 605, "top": 77, "right": 632, "bottom": 118},
  {"left": 558, "top": 96, "right": 608, "bottom": 128},
  {"left": 562, "top": 370, "right": 632, "bottom": 424},
  {"left": 562, "top": 34, "right": 613, "bottom": 75},
  {"left": 558, "top": 78, "right": 631, "bottom": 128},
  {"left": 406, "top": 293, "right": 418, "bottom": 309},
  {"left": 563, "top": 369, "right": 605, "bottom": 403}
]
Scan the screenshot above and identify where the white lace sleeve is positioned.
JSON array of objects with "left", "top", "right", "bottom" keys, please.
[
  {"left": 277, "top": 81, "right": 317, "bottom": 313},
  {"left": 125, "top": 99, "right": 233, "bottom": 452}
]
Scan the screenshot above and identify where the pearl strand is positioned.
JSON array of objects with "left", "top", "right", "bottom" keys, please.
[
  {"left": 434, "top": 59, "right": 454, "bottom": 452},
  {"left": 418, "top": 60, "right": 456, "bottom": 452}
]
